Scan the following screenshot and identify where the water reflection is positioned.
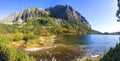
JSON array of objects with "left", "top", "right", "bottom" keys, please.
[{"left": 55, "top": 34, "right": 120, "bottom": 56}]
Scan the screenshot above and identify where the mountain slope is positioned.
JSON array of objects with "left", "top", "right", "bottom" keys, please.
[
  {"left": 0, "top": 5, "right": 93, "bottom": 34},
  {"left": 45, "top": 5, "right": 90, "bottom": 28},
  {"left": 0, "top": 7, "right": 49, "bottom": 24}
]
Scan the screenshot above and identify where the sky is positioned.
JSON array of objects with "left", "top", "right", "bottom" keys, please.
[{"left": 0, "top": 0, "right": 119, "bottom": 33}]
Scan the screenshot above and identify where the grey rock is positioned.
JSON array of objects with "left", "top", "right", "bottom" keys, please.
[
  {"left": 45, "top": 5, "right": 91, "bottom": 27},
  {"left": 0, "top": 7, "right": 47, "bottom": 24},
  {"left": 0, "top": 5, "right": 91, "bottom": 28}
]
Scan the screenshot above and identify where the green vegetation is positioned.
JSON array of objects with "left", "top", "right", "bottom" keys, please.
[
  {"left": 0, "top": 41, "right": 31, "bottom": 61},
  {"left": 0, "top": 24, "right": 17, "bottom": 33},
  {"left": 86, "top": 58, "right": 93, "bottom": 61},
  {"left": 99, "top": 0, "right": 120, "bottom": 61},
  {"left": 100, "top": 43, "right": 120, "bottom": 61},
  {"left": 0, "top": 5, "right": 96, "bottom": 61},
  {"left": 0, "top": 16, "right": 95, "bottom": 61},
  {"left": 116, "top": 0, "right": 120, "bottom": 21},
  {"left": 0, "top": 16, "right": 92, "bottom": 35}
]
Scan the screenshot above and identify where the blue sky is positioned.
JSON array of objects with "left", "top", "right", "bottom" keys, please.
[{"left": 0, "top": 0, "right": 119, "bottom": 33}]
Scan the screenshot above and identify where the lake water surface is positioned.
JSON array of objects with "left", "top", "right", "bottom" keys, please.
[{"left": 56, "top": 34, "right": 120, "bottom": 56}]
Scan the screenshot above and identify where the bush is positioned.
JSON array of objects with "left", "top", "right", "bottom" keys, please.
[
  {"left": 23, "top": 32, "right": 38, "bottom": 41},
  {"left": 86, "top": 58, "right": 92, "bottom": 61},
  {"left": 13, "top": 32, "right": 23, "bottom": 41},
  {"left": 0, "top": 42, "right": 30, "bottom": 61},
  {"left": 100, "top": 43, "right": 120, "bottom": 61}
]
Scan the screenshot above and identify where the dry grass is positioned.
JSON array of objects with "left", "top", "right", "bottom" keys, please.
[
  {"left": 9, "top": 40, "right": 25, "bottom": 48},
  {"left": 7, "top": 35, "right": 55, "bottom": 50},
  {"left": 24, "top": 36, "right": 55, "bottom": 48}
]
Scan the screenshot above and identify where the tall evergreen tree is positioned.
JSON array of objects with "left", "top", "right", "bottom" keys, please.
[
  {"left": 100, "top": 1, "right": 120, "bottom": 61},
  {"left": 116, "top": 0, "right": 120, "bottom": 21}
]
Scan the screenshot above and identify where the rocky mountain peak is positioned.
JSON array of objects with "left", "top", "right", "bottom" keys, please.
[
  {"left": 0, "top": 5, "right": 91, "bottom": 28},
  {"left": 45, "top": 5, "right": 90, "bottom": 27},
  {"left": 24, "top": 6, "right": 44, "bottom": 12},
  {"left": 45, "top": 5, "right": 80, "bottom": 20},
  {"left": 0, "top": 7, "right": 47, "bottom": 24}
]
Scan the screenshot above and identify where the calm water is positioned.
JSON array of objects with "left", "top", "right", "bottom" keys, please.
[{"left": 56, "top": 34, "right": 120, "bottom": 56}]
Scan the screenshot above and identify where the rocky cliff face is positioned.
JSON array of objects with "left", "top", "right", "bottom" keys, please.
[
  {"left": 0, "top": 7, "right": 48, "bottom": 24},
  {"left": 45, "top": 5, "right": 90, "bottom": 27},
  {"left": 45, "top": 5, "right": 80, "bottom": 20},
  {"left": 0, "top": 5, "right": 90, "bottom": 28}
]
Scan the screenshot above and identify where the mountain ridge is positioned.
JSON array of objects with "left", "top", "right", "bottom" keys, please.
[
  {"left": 0, "top": 7, "right": 48, "bottom": 24},
  {"left": 0, "top": 5, "right": 94, "bottom": 34},
  {"left": 45, "top": 5, "right": 90, "bottom": 27},
  {"left": 0, "top": 5, "right": 90, "bottom": 27}
]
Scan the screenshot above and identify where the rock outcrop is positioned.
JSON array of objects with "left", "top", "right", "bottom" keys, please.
[
  {"left": 45, "top": 5, "right": 80, "bottom": 20},
  {"left": 45, "top": 5, "right": 90, "bottom": 27},
  {"left": 0, "top": 5, "right": 91, "bottom": 28},
  {"left": 0, "top": 7, "right": 48, "bottom": 24}
]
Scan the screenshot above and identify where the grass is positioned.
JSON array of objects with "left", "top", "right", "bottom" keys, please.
[
  {"left": 7, "top": 36, "right": 55, "bottom": 48},
  {"left": 9, "top": 40, "right": 25, "bottom": 48},
  {"left": 24, "top": 36, "right": 55, "bottom": 48}
]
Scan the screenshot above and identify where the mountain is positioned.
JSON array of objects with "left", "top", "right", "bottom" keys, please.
[
  {"left": 0, "top": 7, "right": 49, "bottom": 24},
  {"left": 0, "top": 5, "right": 96, "bottom": 61},
  {"left": 101, "top": 31, "right": 120, "bottom": 35},
  {"left": 0, "top": 5, "right": 90, "bottom": 27},
  {"left": 110, "top": 31, "right": 120, "bottom": 35},
  {"left": 0, "top": 5, "right": 93, "bottom": 34},
  {"left": 45, "top": 5, "right": 90, "bottom": 28}
]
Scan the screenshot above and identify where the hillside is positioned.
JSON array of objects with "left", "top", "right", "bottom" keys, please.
[
  {"left": 45, "top": 5, "right": 90, "bottom": 27},
  {"left": 0, "top": 5, "right": 92, "bottom": 34},
  {"left": 111, "top": 32, "right": 120, "bottom": 35},
  {"left": 0, "top": 5, "right": 95, "bottom": 61},
  {"left": 0, "top": 7, "right": 49, "bottom": 24}
]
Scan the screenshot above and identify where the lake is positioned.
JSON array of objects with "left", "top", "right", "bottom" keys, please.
[{"left": 55, "top": 34, "right": 120, "bottom": 56}]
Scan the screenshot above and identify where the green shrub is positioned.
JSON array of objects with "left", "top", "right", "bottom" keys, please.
[
  {"left": 0, "top": 42, "right": 30, "bottom": 61},
  {"left": 23, "top": 32, "right": 38, "bottom": 41},
  {"left": 86, "top": 58, "right": 92, "bottom": 61},
  {"left": 13, "top": 36, "right": 22, "bottom": 41},
  {"left": 100, "top": 43, "right": 120, "bottom": 61},
  {"left": 13, "top": 33, "right": 23, "bottom": 41}
]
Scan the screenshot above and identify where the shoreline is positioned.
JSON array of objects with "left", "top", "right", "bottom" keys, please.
[
  {"left": 24, "top": 35, "right": 103, "bottom": 61},
  {"left": 25, "top": 44, "right": 102, "bottom": 61},
  {"left": 78, "top": 54, "right": 101, "bottom": 61},
  {"left": 25, "top": 45, "right": 57, "bottom": 51}
]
